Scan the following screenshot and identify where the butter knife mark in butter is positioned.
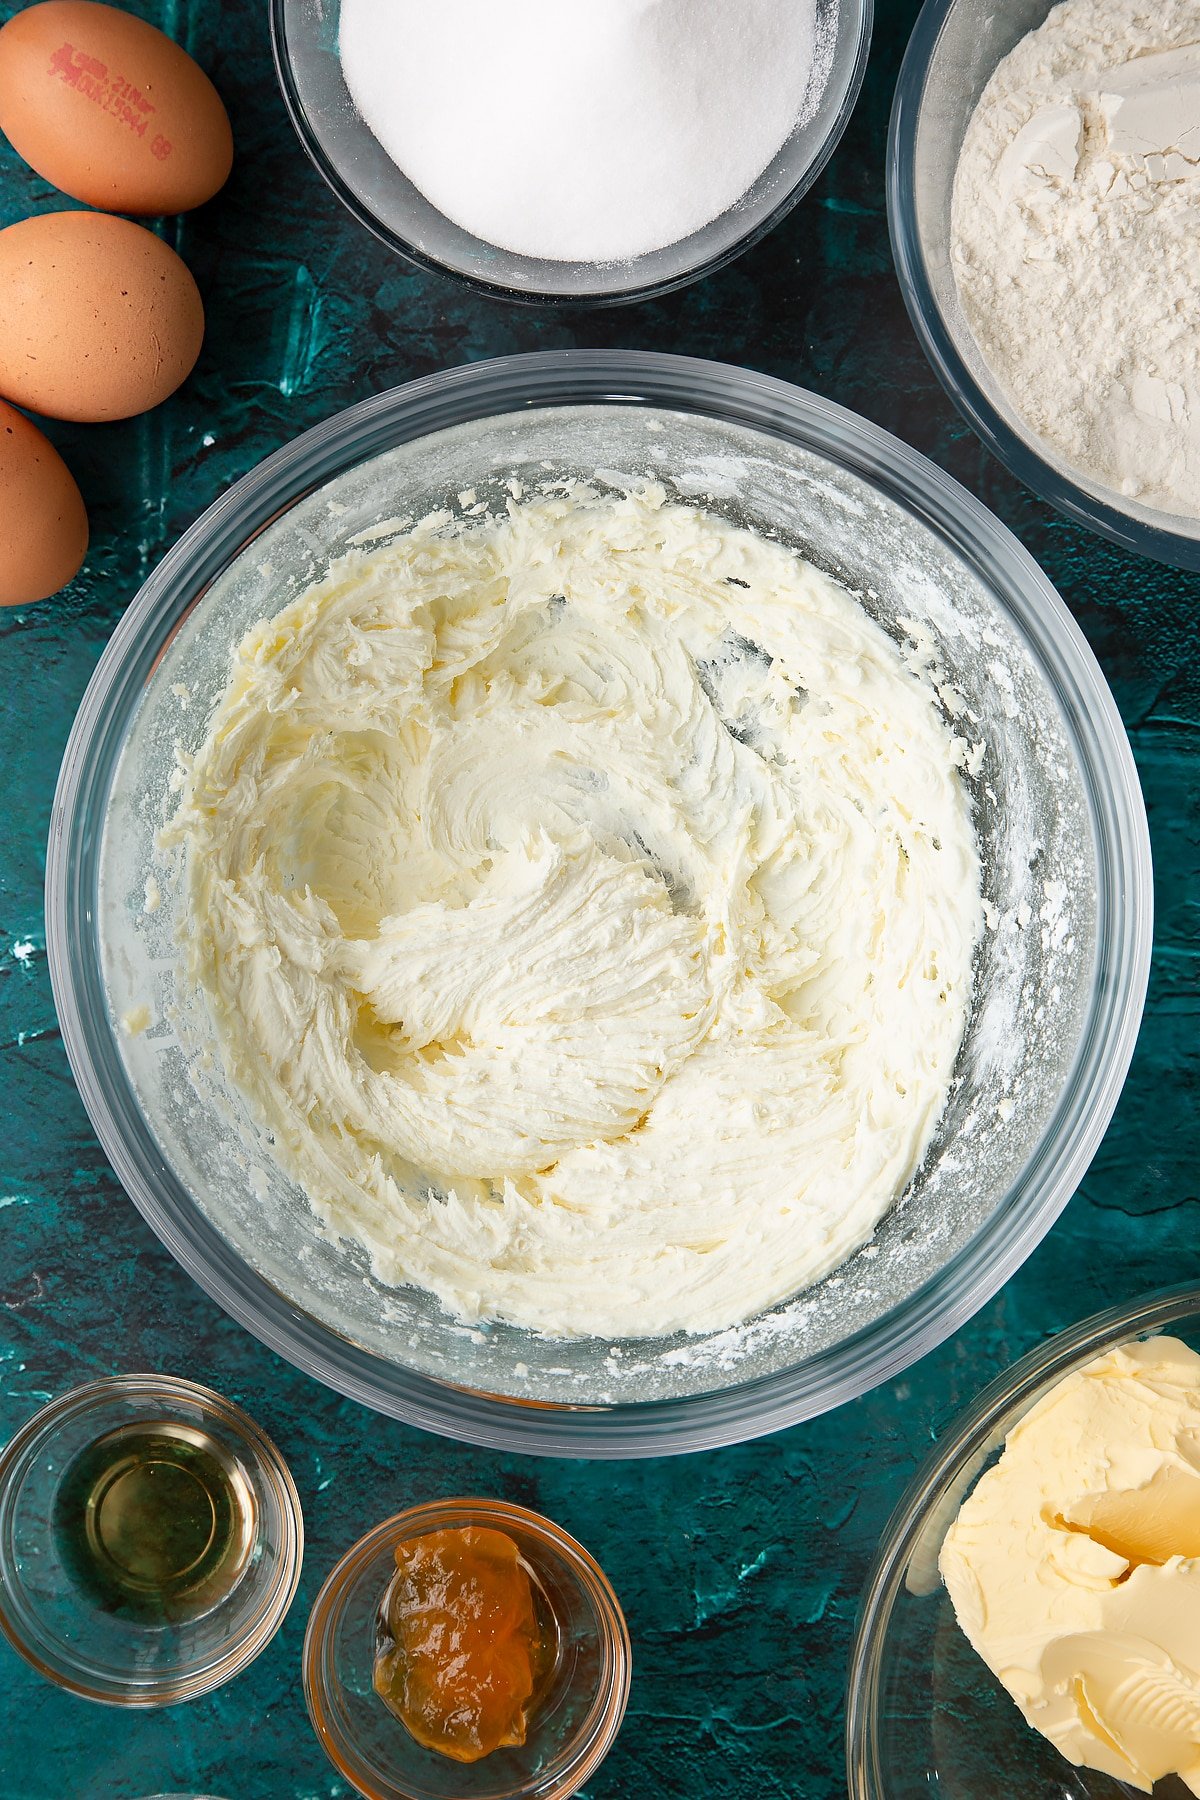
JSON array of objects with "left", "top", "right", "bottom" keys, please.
[
  {"left": 1040, "top": 1636, "right": 1200, "bottom": 1793},
  {"left": 1068, "top": 1461, "right": 1200, "bottom": 1568}
]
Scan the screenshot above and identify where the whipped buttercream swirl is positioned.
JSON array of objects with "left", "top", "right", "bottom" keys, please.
[{"left": 166, "top": 487, "right": 980, "bottom": 1338}]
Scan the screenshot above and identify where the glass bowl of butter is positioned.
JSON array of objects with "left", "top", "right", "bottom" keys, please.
[
  {"left": 46, "top": 350, "right": 1151, "bottom": 1456},
  {"left": 847, "top": 1282, "right": 1200, "bottom": 1800}
]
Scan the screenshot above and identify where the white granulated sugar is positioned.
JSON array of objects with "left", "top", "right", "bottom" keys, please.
[
  {"left": 952, "top": 0, "right": 1200, "bottom": 518},
  {"left": 338, "top": 0, "right": 820, "bottom": 263}
]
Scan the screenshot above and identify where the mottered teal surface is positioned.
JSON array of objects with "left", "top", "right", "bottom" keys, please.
[{"left": 0, "top": 2, "right": 1196, "bottom": 1796}]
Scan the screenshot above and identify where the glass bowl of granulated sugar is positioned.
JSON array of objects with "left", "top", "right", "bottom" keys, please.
[
  {"left": 890, "top": 0, "right": 1200, "bottom": 571},
  {"left": 270, "top": 0, "right": 871, "bottom": 305}
]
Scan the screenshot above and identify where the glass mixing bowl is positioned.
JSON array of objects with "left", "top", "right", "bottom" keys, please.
[
  {"left": 846, "top": 1283, "right": 1200, "bottom": 1800},
  {"left": 270, "top": 0, "right": 872, "bottom": 305},
  {"left": 889, "top": 0, "right": 1200, "bottom": 570},
  {"left": 46, "top": 350, "right": 1151, "bottom": 1457}
]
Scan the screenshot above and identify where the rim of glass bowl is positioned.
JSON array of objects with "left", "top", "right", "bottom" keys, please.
[
  {"left": 0, "top": 1374, "right": 304, "bottom": 1705},
  {"left": 45, "top": 349, "right": 1152, "bottom": 1459},
  {"left": 268, "top": 0, "right": 873, "bottom": 308},
  {"left": 887, "top": 0, "right": 1200, "bottom": 571},
  {"left": 844, "top": 1281, "right": 1200, "bottom": 1799},
  {"left": 303, "top": 1498, "right": 631, "bottom": 1800}
]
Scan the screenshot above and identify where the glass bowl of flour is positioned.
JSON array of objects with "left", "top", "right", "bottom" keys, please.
[
  {"left": 46, "top": 351, "right": 1151, "bottom": 1456},
  {"left": 269, "top": 0, "right": 872, "bottom": 305},
  {"left": 890, "top": 0, "right": 1200, "bottom": 569}
]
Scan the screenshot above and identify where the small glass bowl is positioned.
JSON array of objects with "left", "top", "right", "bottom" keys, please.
[
  {"left": 0, "top": 1375, "right": 303, "bottom": 1705},
  {"left": 269, "top": 0, "right": 872, "bottom": 305},
  {"left": 846, "top": 1283, "right": 1200, "bottom": 1798},
  {"left": 304, "top": 1499, "right": 631, "bottom": 1800}
]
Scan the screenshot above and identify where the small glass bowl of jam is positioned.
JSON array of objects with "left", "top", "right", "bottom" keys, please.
[
  {"left": 304, "top": 1498, "right": 631, "bottom": 1800},
  {"left": 0, "top": 1374, "right": 303, "bottom": 1704}
]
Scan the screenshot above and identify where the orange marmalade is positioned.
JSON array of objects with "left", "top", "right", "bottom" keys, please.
[{"left": 374, "top": 1525, "right": 552, "bottom": 1762}]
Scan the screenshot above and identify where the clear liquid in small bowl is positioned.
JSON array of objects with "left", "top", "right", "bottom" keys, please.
[{"left": 53, "top": 1420, "right": 258, "bottom": 1624}]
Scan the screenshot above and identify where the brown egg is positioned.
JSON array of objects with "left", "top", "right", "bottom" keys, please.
[
  {"left": 0, "top": 398, "right": 88, "bottom": 604},
  {"left": 0, "top": 1, "right": 232, "bottom": 214},
  {"left": 0, "top": 210, "right": 204, "bottom": 421}
]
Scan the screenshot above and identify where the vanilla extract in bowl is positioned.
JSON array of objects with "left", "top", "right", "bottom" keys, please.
[
  {"left": 54, "top": 1420, "right": 258, "bottom": 1623},
  {"left": 0, "top": 1376, "right": 302, "bottom": 1701}
]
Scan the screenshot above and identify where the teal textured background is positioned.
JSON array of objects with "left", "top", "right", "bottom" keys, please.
[{"left": 0, "top": 1, "right": 1196, "bottom": 1796}]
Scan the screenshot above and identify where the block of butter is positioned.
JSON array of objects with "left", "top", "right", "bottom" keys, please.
[{"left": 940, "top": 1335, "right": 1200, "bottom": 1796}]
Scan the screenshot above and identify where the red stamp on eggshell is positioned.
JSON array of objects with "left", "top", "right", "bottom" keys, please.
[{"left": 47, "top": 41, "right": 158, "bottom": 142}]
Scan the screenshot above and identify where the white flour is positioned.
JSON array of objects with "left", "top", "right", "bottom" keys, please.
[
  {"left": 339, "top": 0, "right": 820, "bottom": 263},
  {"left": 952, "top": 0, "right": 1200, "bottom": 518}
]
